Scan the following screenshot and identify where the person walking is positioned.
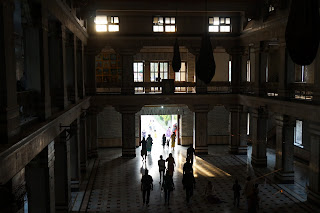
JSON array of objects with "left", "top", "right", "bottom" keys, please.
[
  {"left": 204, "top": 180, "right": 221, "bottom": 203},
  {"left": 182, "top": 165, "right": 195, "bottom": 204},
  {"left": 166, "top": 153, "right": 175, "bottom": 176},
  {"left": 187, "top": 144, "right": 196, "bottom": 164},
  {"left": 146, "top": 134, "right": 153, "bottom": 152},
  {"left": 232, "top": 179, "right": 241, "bottom": 207},
  {"left": 158, "top": 155, "right": 166, "bottom": 183},
  {"left": 183, "top": 157, "right": 193, "bottom": 175},
  {"left": 166, "top": 127, "right": 172, "bottom": 145},
  {"left": 162, "top": 170, "right": 175, "bottom": 205},
  {"left": 140, "top": 137, "right": 147, "bottom": 161},
  {"left": 171, "top": 132, "right": 176, "bottom": 150},
  {"left": 141, "top": 169, "right": 153, "bottom": 206},
  {"left": 162, "top": 134, "right": 166, "bottom": 148}
]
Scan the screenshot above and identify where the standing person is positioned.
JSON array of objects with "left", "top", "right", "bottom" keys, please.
[
  {"left": 162, "top": 170, "right": 175, "bottom": 205},
  {"left": 166, "top": 127, "right": 172, "bottom": 145},
  {"left": 146, "top": 134, "right": 153, "bottom": 152},
  {"left": 182, "top": 169, "right": 195, "bottom": 204},
  {"left": 204, "top": 180, "right": 221, "bottom": 203},
  {"left": 158, "top": 155, "right": 166, "bottom": 183},
  {"left": 243, "top": 176, "right": 254, "bottom": 211},
  {"left": 140, "top": 137, "right": 147, "bottom": 161},
  {"left": 187, "top": 144, "right": 196, "bottom": 164},
  {"left": 142, "top": 129, "right": 146, "bottom": 139},
  {"left": 171, "top": 132, "right": 176, "bottom": 151},
  {"left": 166, "top": 153, "right": 175, "bottom": 176},
  {"left": 162, "top": 134, "right": 166, "bottom": 148},
  {"left": 141, "top": 169, "right": 153, "bottom": 206},
  {"left": 232, "top": 179, "right": 241, "bottom": 207},
  {"left": 183, "top": 157, "right": 193, "bottom": 175}
]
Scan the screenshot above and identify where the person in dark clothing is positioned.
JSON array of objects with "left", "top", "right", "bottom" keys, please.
[
  {"left": 232, "top": 179, "right": 241, "bottom": 207},
  {"left": 161, "top": 170, "right": 175, "bottom": 205},
  {"left": 158, "top": 155, "right": 166, "bottom": 183},
  {"left": 162, "top": 134, "right": 166, "bottom": 148},
  {"left": 187, "top": 144, "right": 196, "bottom": 164},
  {"left": 182, "top": 158, "right": 195, "bottom": 204},
  {"left": 141, "top": 169, "right": 153, "bottom": 206},
  {"left": 140, "top": 137, "right": 147, "bottom": 161},
  {"left": 183, "top": 157, "right": 193, "bottom": 175}
]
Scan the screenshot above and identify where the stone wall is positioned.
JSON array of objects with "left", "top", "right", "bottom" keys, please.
[
  {"left": 97, "top": 106, "right": 122, "bottom": 147},
  {"left": 208, "top": 106, "right": 230, "bottom": 144}
]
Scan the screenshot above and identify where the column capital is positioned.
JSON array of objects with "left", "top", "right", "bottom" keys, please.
[
  {"left": 252, "top": 106, "right": 268, "bottom": 118},
  {"left": 115, "top": 105, "right": 142, "bottom": 114},
  {"left": 226, "top": 105, "right": 243, "bottom": 112},
  {"left": 188, "top": 104, "right": 211, "bottom": 113},
  {"left": 275, "top": 114, "right": 296, "bottom": 127}
]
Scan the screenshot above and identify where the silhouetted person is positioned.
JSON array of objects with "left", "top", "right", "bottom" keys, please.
[
  {"left": 162, "top": 134, "right": 166, "bottom": 148},
  {"left": 182, "top": 158, "right": 195, "bottom": 204},
  {"left": 232, "top": 179, "right": 241, "bottom": 207},
  {"left": 141, "top": 169, "right": 153, "bottom": 206},
  {"left": 205, "top": 180, "right": 221, "bottom": 203},
  {"left": 183, "top": 157, "right": 193, "bottom": 175},
  {"left": 171, "top": 132, "right": 176, "bottom": 150},
  {"left": 243, "top": 176, "right": 254, "bottom": 211},
  {"left": 161, "top": 170, "right": 175, "bottom": 205},
  {"left": 158, "top": 155, "right": 166, "bottom": 183},
  {"left": 140, "top": 137, "right": 147, "bottom": 161},
  {"left": 166, "top": 153, "right": 175, "bottom": 176},
  {"left": 182, "top": 171, "right": 195, "bottom": 204},
  {"left": 146, "top": 134, "right": 153, "bottom": 152},
  {"left": 187, "top": 144, "right": 196, "bottom": 164}
]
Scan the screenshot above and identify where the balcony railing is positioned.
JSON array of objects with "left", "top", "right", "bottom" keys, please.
[{"left": 289, "top": 83, "right": 314, "bottom": 100}]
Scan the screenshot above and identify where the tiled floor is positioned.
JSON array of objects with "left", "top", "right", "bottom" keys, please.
[{"left": 78, "top": 143, "right": 319, "bottom": 213}]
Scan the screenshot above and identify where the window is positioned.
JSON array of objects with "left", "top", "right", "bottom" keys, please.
[
  {"left": 247, "top": 113, "right": 250, "bottom": 136},
  {"left": 301, "top": 65, "right": 305, "bottom": 82},
  {"left": 209, "top": 17, "right": 231, "bottom": 33},
  {"left": 246, "top": 60, "right": 251, "bottom": 82},
  {"left": 269, "top": 5, "right": 275, "bottom": 12},
  {"left": 150, "top": 62, "right": 169, "bottom": 92},
  {"left": 294, "top": 120, "right": 303, "bottom": 148},
  {"left": 228, "top": 60, "right": 232, "bottom": 82},
  {"left": 94, "top": 15, "right": 119, "bottom": 32},
  {"left": 175, "top": 62, "right": 187, "bottom": 92},
  {"left": 133, "top": 62, "right": 144, "bottom": 82},
  {"left": 153, "top": 17, "right": 176, "bottom": 32}
]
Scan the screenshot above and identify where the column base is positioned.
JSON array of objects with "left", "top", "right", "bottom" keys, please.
[
  {"left": 56, "top": 204, "right": 70, "bottom": 213},
  {"left": 81, "top": 163, "right": 87, "bottom": 172},
  {"left": 229, "top": 145, "right": 238, "bottom": 154},
  {"left": 89, "top": 150, "right": 98, "bottom": 158},
  {"left": 307, "top": 188, "right": 320, "bottom": 206},
  {"left": 251, "top": 155, "right": 267, "bottom": 167},
  {"left": 195, "top": 146, "right": 208, "bottom": 155},
  {"left": 274, "top": 170, "right": 294, "bottom": 183},
  {"left": 122, "top": 148, "right": 136, "bottom": 158},
  {"left": 71, "top": 180, "right": 80, "bottom": 192}
]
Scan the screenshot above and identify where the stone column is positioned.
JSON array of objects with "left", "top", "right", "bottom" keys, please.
[
  {"left": 70, "top": 118, "right": 80, "bottom": 190},
  {"left": 313, "top": 47, "right": 320, "bottom": 103},
  {"left": 307, "top": 122, "right": 320, "bottom": 204},
  {"left": 26, "top": 141, "right": 55, "bottom": 213},
  {"left": 48, "top": 21, "right": 66, "bottom": 110},
  {"left": 24, "top": 0, "right": 51, "bottom": 119},
  {"left": 229, "top": 105, "right": 247, "bottom": 154},
  {"left": 144, "top": 61, "right": 151, "bottom": 93},
  {"left": 253, "top": 42, "right": 267, "bottom": 96},
  {"left": 0, "top": 0, "right": 20, "bottom": 142},
  {"left": 87, "top": 111, "right": 98, "bottom": 158},
  {"left": 54, "top": 131, "right": 71, "bottom": 212},
  {"left": 229, "top": 48, "right": 243, "bottom": 93},
  {"left": 81, "top": 42, "right": 86, "bottom": 98},
  {"left": 274, "top": 115, "right": 295, "bottom": 183},
  {"left": 61, "top": 25, "right": 68, "bottom": 109},
  {"left": 193, "top": 104, "right": 209, "bottom": 154},
  {"left": 118, "top": 105, "right": 141, "bottom": 157},
  {"left": 66, "top": 32, "right": 75, "bottom": 103},
  {"left": 85, "top": 52, "right": 97, "bottom": 96},
  {"left": 229, "top": 105, "right": 241, "bottom": 154},
  {"left": 251, "top": 107, "right": 268, "bottom": 167},
  {"left": 73, "top": 35, "right": 79, "bottom": 102},
  {"left": 80, "top": 114, "right": 88, "bottom": 172},
  {"left": 120, "top": 51, "right": 135, "bottom": 95},
  {"left": 181, "top": 108, "right": 193, "bottom": 146},
  {"left": 239, "top": 108, "right": 248, "bottom": 155},
  {"left": 277, "top": 43, "right": 289, "bottom": 98}
]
